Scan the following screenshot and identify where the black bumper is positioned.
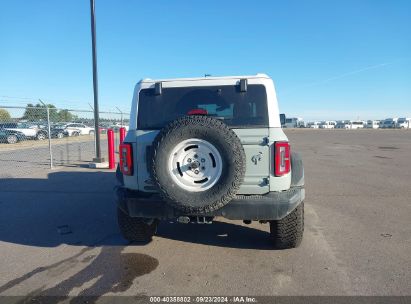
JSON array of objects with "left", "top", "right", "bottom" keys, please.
[{"left": 115, "top": 186, "right": 305, "bottom": 221}]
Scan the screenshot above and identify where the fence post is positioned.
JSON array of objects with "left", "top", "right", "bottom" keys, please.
[
  {"left": 39, "top": 99, "right": 53, "bottom": 169},
  {"left": 107, "top": 128, "right": 115, "bottom": 169},
  {"left": 88, "top": 102, "right": 96, "bottom": 156}
]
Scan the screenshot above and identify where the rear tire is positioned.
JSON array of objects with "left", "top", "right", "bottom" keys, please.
[
  {"left": 36, "top": 132, "right": 46, "bottom": 140},
  {"left": 117, "top": 207, "right": 158, "bottom": 243},
  {"left": 151, "top": 115, "right": 246, "bottom": 214},
  {"left": 269, "top": 202, "right": 304, "bottom": 249}
]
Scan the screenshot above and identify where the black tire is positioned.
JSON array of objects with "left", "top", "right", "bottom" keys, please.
[
  {"left": 117, "top": 207, "right": 158, "bottom": 243},
  {"left": 6, "top": 134, "right": 18, "bottom": 144},
  {"left": 115, "top": 165, "right": 124, "bottom": 186},
  {"left": 269, "top": 202, "right": 304, "bottom": 249},
  {"left": 72, "top": 131, "right": 80, "bottom": 137},
  {"left": 151, "top": 115, "right": 246, "bottom": 214},
  {"left": 36, "top": 132, "right": 46, "bottom": 140}
]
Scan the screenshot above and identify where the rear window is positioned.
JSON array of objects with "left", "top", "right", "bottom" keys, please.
[{"left": 137, "top": 84, "right": 268, "bottom": 130}]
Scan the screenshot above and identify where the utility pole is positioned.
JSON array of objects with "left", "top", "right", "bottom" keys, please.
[{"left": 90, "top": 0, "right": 104, "bottom": 163}]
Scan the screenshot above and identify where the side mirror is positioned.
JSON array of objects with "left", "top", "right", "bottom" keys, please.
[{"left": 280, "top": 114, "right": 286, "bottom": 126}]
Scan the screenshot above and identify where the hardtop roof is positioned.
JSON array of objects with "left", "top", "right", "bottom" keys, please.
[{"left": 138, "top": 73, "right": 270, "bottom": 84}]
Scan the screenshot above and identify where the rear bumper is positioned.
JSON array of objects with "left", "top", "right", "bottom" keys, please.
[{"left": 115, "top": 186, "right": 305, "bottom": 221}]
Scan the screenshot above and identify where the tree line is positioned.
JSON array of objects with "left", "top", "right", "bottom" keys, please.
[
  {"left": 22, "top": 103, "right": 77, "bottom": 122},
  {"left": 0, "top": 104, "right": 76, "bottom": 122}
]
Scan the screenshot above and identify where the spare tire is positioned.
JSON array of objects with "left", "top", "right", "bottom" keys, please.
[{"left": 151, "top": 115, "right": 246, "bottom": 214}]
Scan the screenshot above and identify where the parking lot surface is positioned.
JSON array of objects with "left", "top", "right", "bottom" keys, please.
[
  {"left": 0, "top": 134, "right": 114, "bottom": 177},
  {"left": 0, "top": 129, "right": 410, "bottom": 299}
]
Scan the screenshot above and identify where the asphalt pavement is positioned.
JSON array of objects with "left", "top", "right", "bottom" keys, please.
[{"left": 0, "top": 129, "right": 410, "bottom": 300}]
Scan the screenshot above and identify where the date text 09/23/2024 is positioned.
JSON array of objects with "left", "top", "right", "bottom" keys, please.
[{"left": 149, "top": 296, "right": 257, "bottom": 303}]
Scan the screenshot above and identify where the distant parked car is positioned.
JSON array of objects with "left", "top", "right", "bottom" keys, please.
[
  {"left": 284, "top": 117, "right": 305, "bottom": 128},
  {"left": 0, "top": 122, "right": 48, "bottom": 140},
  {"left": 109, "top": 123, "right": 129, "bottom": 132},
  {"left": 396, "top": 118, "right": 411, "bottom": 129},
  {"left": 366, "top": 120, "right": 380, "bottom": 129},
  {"left": 336, "top": 122, "right": 349, "bottom": 129},
  {"left": 64, "top": 128, "right": 81, "bottom": 137},
  {"left": 49, "top": 125, "right": 68, "bottom": 139},
  {"left": 0, "top": 128, "right": 26, "bottom": 144},
  {"left": 99, "top": 127, "right": 108, "bottom": 134},
  {"left": 64, "top": 123, "right": 95, "bottom": 135},
  {"left": 335, "top": 120, "right": 350, "bottom": 129},
  {"left": 349, "top": 121, "right": 365, "bottom": 129},
  {"left": 381, "top": 118, "right": 398, "bottom": 129},
  {"left": 319, "top": 121, "right": 336, "bottom": 129},
  {"left": 307, "top": 121, "right": 320, "bottom": 128}
]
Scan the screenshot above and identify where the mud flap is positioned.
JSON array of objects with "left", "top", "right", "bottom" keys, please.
[{"left": 291, "top": 151, "right": 304, "bottom": 187}]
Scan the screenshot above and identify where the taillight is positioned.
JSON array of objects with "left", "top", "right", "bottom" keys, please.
[
  {"left": 187, "top": 109, "right": 208, "bottom": 115},
  {"left": 119, "top": 143, "right": 133, "bottom": 175},
  {"left": 274, "top": 141, "right": 290, "bottom": 176}
]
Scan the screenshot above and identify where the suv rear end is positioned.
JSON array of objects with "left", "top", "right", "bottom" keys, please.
[{"left": 115, "top": 74, "right": 305, "bottom": 249}]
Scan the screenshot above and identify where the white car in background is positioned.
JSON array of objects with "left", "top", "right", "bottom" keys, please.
[
  {"left": 349, "top": 121, "right": 365, "bottom": 129},
  {"left": 396, "top": 118, "right": 411, "bottom": 129},
  {"left": 110, "top": 123, "right": 129, "bottom": 132},
  {"left": 366, "top": 120, "right": 380, "bottom": 129},
  {"left": 65, "top": 123, "right": 95, "bottom": 135},
  {"left": 1, "top": 122, "right": 48, "bottom": 140},
  {"left": 319, "top": 121, "right": 336, "bottom": 129}
]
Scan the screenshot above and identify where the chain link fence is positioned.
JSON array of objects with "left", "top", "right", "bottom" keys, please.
[{"left": 0, "top": 104, "right": 129, "bottom": 178}]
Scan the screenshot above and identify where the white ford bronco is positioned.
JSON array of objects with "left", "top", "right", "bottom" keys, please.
[{"left": 115, "top": 74, "right": 305, "bottom": 249}]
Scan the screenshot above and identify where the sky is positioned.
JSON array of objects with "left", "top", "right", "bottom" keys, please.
[{"left": 0, "top": 0, "right": 410, "bottom": 120}]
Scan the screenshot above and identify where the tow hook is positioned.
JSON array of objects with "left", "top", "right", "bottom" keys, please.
[
  {"left": 195, "top": 216, "right": 213, "bottom": 224},
  {"left": 177, "top": 216, "right": 190, "bottom": 224},
  {"left": 176, "top": 216, "right": 214, "bottom": 224}
]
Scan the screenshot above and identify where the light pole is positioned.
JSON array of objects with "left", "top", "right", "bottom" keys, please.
[{"left": 90, "top": 0, "right": 104, "bottom": 163}]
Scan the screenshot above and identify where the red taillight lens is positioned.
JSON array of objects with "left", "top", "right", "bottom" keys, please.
[
  {"left": 119, "top": 143, "right": 133, "bottom": 176},
  {"left": 187, "top": 109, "right": 208, "bottom": 115},
  {"left": 274, "top": 141, "right": 290, "bottom": 176}
]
